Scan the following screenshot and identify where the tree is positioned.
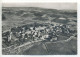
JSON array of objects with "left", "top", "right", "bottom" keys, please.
[{"left": 2, "top": 14, "right": 6, "bottom": 20}]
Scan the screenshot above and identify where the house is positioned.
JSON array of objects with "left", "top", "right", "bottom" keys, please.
[
  {"left": 50, "top": 37, "right": 57, "bottom": 41},
  {"left": 41, "top": 34, "right": 49, "bottom": 40},
  {"left": 30, "top": 27, "right": 33, "bottom": 30},
  {"left": 25, "top": 30, "right": 31, "bottom": 34},
  {"left": 8, "top": 32, "right": 12, "bottom": 42}
]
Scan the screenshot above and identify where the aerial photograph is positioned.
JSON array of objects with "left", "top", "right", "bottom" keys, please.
[{"left": 2, "top": 3, "right": 77, "bottom": 55}]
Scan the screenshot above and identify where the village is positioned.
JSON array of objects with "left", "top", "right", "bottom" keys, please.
[{"left": 2, "top": 22, "right": 73, "bottom": 47}]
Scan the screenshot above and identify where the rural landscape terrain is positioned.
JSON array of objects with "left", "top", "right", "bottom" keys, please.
[{"left": 2, "top": 7, "right": 77, "bottom": 55}]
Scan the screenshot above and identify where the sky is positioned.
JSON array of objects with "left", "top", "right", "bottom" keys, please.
[{"left": 2, "top": 3, "right": 77, "bottom": 10}]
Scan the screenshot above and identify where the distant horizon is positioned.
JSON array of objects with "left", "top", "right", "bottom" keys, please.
[
  {"left": 2, "top": 3, "right": 77, "bottom": 10},
  {"left": 2, "top": 7, "right": 77, "bottom": 11}
]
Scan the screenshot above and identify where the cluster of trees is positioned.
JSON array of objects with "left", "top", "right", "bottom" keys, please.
[{"left": 2, "top": 14, "right": 6, "bottom": 20}]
